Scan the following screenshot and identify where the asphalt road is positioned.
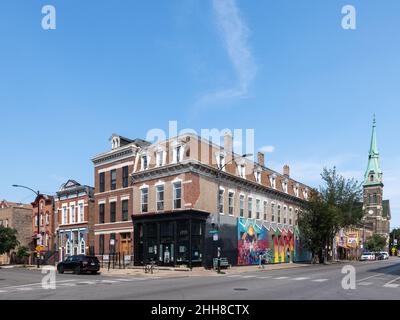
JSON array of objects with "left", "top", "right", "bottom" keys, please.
[{"left": 0, "top": 258, "right": 399, "bottom": 300}]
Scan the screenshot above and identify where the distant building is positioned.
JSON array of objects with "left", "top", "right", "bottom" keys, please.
[
  {"left": 55, "top": 180, "right": 95, "bottom": 261},
  {"left": 31, "top": 195, "right": 56, "bottom": 258},
  {"left": 362, "top": 116, "right": 391, "bottom": 244},
  {"left": 0, "top": 200, "right": 32, "bottom": 265}
]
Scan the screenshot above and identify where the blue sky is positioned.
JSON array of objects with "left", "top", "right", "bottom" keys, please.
[{"left": 1, "top": 1, "right": 399, "bottom": 228}]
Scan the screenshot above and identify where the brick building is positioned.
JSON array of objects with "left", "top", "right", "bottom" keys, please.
[
  {"left": 31, "top": 195, "right": 56, "bottom": 257},
  {"left": 0, "top": 200, "right": 33, "bottom": 265},
  {"left": 91, "top": 134, "right": 150, "bottom": 259},
  {"left": 125, "top": 132, "right": 312, "bottom": 268},
  {"left": 55, "top": 180, "right": 95, "bottom": 261}
]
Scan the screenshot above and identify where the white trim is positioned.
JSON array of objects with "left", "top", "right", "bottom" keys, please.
[
  {"left": 98, "top": 199, "right": 106, "bottom": 205},
  {"left": 121, "top": 195, "right": 130, "bottom": 201},
  {"left": 155, "top": 180, "right": 165, "bottom": 186},
  {"left": 95, "top": 186, "right": 133, "bottom": 196},
  {"left": 98, "top": 161, "right": 134, "bottom": 174},
  {"left": 95, "top": 228, "right": 133, "bottom": 235},
  {"left": 109, "top": 197, "right": 117, "bottom": 203},
  {"left": 139, "top": 184, "right": 149, "bottom": 190}
]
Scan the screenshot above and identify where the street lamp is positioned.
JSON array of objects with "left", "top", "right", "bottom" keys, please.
[
  {"left": 12, "top": 184, "right": 41, "bottom": 268},
  {"left": 214, "top": 153, "right": 253, "bottom": 274}
]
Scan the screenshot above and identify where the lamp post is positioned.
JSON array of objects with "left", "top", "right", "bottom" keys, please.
[
  {"left": 214, "top": 153, "right": 253, "bottom": 274},
  {"left": 12, "top": 184, "right": 41, "bottom": 268}
]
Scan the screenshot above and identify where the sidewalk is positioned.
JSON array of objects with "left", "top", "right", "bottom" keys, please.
[{"left": 99, "top": 262, "right": 314, "bottom": 279}]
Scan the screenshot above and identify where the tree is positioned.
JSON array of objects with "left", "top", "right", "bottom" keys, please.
[
  {"left": 16, "top": 246, "right": 30, "bottom": 265},
  {"left": 299, "top": 167, "right": 363, "bottom": 263},
  {"left": 0, "top": 226, "right": 20, "bottom": 256},
  {"left": 366, "top": 234, "right": 387, "bottom": 252},
  {"left": 389, "top": 228, "right": 400, "bottom": 252}
]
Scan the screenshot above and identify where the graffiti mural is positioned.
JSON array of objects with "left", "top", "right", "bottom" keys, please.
[{"left": 237, "top": 218, "right": 296, "bottom": 266}]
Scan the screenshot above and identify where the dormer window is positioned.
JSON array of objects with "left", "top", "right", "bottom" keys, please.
[
  {"left": 172, "top": 142, "right": 185, "bottom": 164},
  {"left": 111, "top": 136, "right": 120, "bottom": 150},
  {"left": 216, "top": 152, "right": 226, "bottom": 171},
  {"left": 294, "top": 183, "right": 300, "bottom": 197},
  {"left": 370, "top": 174, "right": 374, "bottom": 182},
  {"left": 282, "top": 179, "right": 288, "bottom": 193},
  {"left": 270, "top": 174, "right": 277, "bottom": 189},
  {"left": 141, "top": 155, "right": 149, "bottom": 170},
  {"left": 304, "top": 188, "right": 309, "bottom": 200},
  {"left": 238, "top": 164, "right": 246, "bottom": 178},
  {"left": 254, "top": 167, "right": 262, "bottom": 183},
  {"left": 156, "top": 149, "right": 165, "bottom": 167}
]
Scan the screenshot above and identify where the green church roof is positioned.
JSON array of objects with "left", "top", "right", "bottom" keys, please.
[{"left": 364, "top": 115, "right": 383, "bottom": 186}]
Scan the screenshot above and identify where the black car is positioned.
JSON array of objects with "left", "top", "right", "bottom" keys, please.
[
  {"left": 57, "top": 255, "right": 100, "bottom": 275},
  {"left": 374, "top": 253, "right": 385, "bottom": 261}
]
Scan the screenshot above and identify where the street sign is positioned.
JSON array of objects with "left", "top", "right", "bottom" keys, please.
[
  {"left": 36, "top": 245, "right": 44, "bottom": 253},
  {"left": 213, "top": 234, "right": 219, "bottom": 242},
  {"left": 394, "top": 239, "right": 398, "bottom": 246},
  {"left": 209, "top": 230, "right": 219, "bottom": 235}
]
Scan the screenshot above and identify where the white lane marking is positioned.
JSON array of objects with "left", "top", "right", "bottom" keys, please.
[
  {"left": 59, "top": 283, "right": 77, "bottom": 287},
  {"left": 227, "top": 275, "right": 242, "bottom": 278},
  {"left": 243, "top": 276, "right": 256, "bottom": 279},
  {"left": 358, "top": 282, "right": 373, "bottom": 286},
  {"left": 292, "top": 277, "right": 310, "bottom": 281},
  {"left": 258, "top": 276, "right": 272, "bottom": 279},
  {"left": 312, "top": 279, "right": 329, "bottom": 283},
  {"left": 100, "top": 280, "right": 119, "bottom": 284},
  {"left": 384, "top": 276, "right": 400, "bottom": 288},
  {"left": 16, "top": 288, "right": 34, "bottom": 292},
  {"left": 0, "top": 279, "right": 76, "bottom": 290},
  {"left": 274, "top": 277, "right": 289, "bottom": 280},
  {"left": 115, "top": 279, "right": 135, "bottom": 282},
  {"left": 0, "top": 290, "right": 7, "bottom": 293},
  {"left": 77, "top": 282, "right": 97, "bottom": 285},
  {"left": 357, "top": 274, "right": 380, "bottom": 283}
]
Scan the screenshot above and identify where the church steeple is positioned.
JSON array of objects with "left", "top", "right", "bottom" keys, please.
[{"left": 364, "top": 114, "right": 383, "bottom": 186}]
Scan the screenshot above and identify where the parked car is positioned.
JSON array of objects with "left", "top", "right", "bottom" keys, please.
[
  {"left": 360, "top": 252, "right": 375, "bottom": 261},
  {"left": 57, "top": 255, "right": 100, "bottom": 275},
  {"left": 374, "top": 252, "right": 384, "bottom": 260},
  {"left": 379, "top": 252, "right": 390, "bottom": 260}
]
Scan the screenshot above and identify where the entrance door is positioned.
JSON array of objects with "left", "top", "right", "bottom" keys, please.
[
  {"left": 159, "top": 243, "right": 174, "bottom": 265},
  {"left": 120, "top": 233, "right": 132, "bottom": 256}
]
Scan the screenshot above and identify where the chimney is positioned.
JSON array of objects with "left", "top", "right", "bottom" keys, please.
[
  {"left": 224, "top": 131, "right": 233, "bottom": 153},
  {"left": 257, "top": 152, "right": 265, "bottom": 167},
  {"left": 283, "top": 164, "right": 290, "bottom": 177}
]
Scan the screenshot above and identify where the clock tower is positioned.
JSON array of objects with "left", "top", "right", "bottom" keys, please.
[{"left": 362, "top": 115, "right": 390, "bottom": 239}]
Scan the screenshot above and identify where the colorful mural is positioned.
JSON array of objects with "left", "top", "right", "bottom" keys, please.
[{"left": 237, "top": 218, "right": 296, "bottom": 266}]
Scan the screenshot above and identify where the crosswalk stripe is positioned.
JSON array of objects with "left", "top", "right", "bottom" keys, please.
[
  {"left": 312, "top": 279, "right": 329, "bottom": 283},
  {"left": 274, "top": 277, "right": 289, "bottom": 280},
  {"left": 292, "top": 277, "right": 310, "bottom": 281},
  {"left": 243, "top": 276, "right": 256, "bottom": 279},
  {"left": 384, "top": 276, "right": 400, "bottom": 288},
  {"left": 358, "top": 282, "right": 373, "bottom": 286}
]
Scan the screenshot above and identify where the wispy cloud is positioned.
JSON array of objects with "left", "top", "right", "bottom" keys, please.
[
  {"left": 195, "top": 0, "right": 256, "bottom": 107},
  {"left": 259, "top": 145, "right": 275, "bottom": 153}
]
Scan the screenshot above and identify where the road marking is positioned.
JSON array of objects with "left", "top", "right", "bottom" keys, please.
[
  {"left": 100, "top": 280, "right": 119, "bottom": 284},
  {"left": 227, "top": 275, "right": 242, "bottom": 278},
  {"left": 258, "top": 276, "right": 272, "bottom": 279},
  {"left": 243, "top": 276, "right": 256, "bottom": 279},
  {"left": 357, "top": 274, "right": 380, "bottom": 283},
  {"left": 384, "top": 277, "right": 400, "bottom": 288},
  {"left": 77, "top": 282, "right": 97, "bottom": 285},
  {"left": 358, "top": 282, "right": 373, "bottom": 286},
  {"left": 0, "top": 290, "right": 7, "bottom": 293},
  {"left": 274, "top": 277, "right": 289, "bottom": 280},
  {"left": 59, "top": 283, "right": 77, "bottom": 287},
  {"left": 16, "top": 288, "right": 34, "bottom": 292},
  {"left": 292, "top": 277, "right": 310, "bottom": 281},
  {"left": 0, "top": 279, "right": 76, "bottom": 290},
  {"left": 115, "top": 279, "right": 135, "bottom": 282},
  {"left": 312, "top": 279, "right": 329, "bottom": 283}
]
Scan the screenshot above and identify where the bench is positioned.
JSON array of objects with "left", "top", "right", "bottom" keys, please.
[{"left": 213, "top": 258, "right": 231, "bottom": 270}]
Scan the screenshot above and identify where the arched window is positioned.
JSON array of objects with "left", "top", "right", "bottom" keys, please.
[
  {"left": 80, "top": 239, "right": 86, "bottom": 255},
  {"left": 65, "top": 239, "right": 71, "bottom": 256}
]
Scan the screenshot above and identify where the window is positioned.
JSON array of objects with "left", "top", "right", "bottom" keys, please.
[
  {"left": 263, "top": 201, "right": 268, "bottom": 221},
  {"left": 248, "top": 197, "right": 253, "bottom": 219},
  {"left": 217, "top": 154, "right": 226, "bottom": 170},
  {"left": 65, "top": 239, "right": 71, "bottom": 256},
  {"left": 228, "top": 192, "right": 234, "bottom": 216},
  {"left": 256, "top": 199, "right": 261, "bottom": 220},
  {"left": 277, "top": 205, "right": 281, "bottom": 223},
  {"left": 304, "top": 189, "right": 309, "bottom": 200},
  {"left": 40, "top": 213, "right": 43, "bottom": 226},
  {"left": 294, "top": 184, "right": 300, "bottom": 197},
  {"left": 238, "top": 164, "right": 246, "bottom": 178},
  {"left": 175, "top": 145, "right": 182, "bottom": 163},
  {"left": 283, "top": 180, "right": 288, "bottom": 193},
  {"left": 80, "top": 239, "right": 85, "bottom": 255},
  {"left": 283, "top": 206, "right": 287, "bottom": 224},
  {"left": 122, "top": 166, "right": 129, "bottom": 188},
  {"left": 99, "top": 203, "right": 105, "bottom": 224},
  {"left": 295, "top": 209, "right": 299, "bottom": 225},
  {"left": 271, "top": 203, "right": 275, "bottom": 222},
  {"left": 110, "top": 170, "right": 117, "bottom": 190},
  {"left": 45, "top": 234, "right": 49, "bottom": 247},
  {"left": 218, "top": 189, "right": 224, "bottom": 214},
  {"left": 78, "top": 203, "right": 84, "bottom": 223},
  {"left": 373, "top": 193, "right": 378, "bottom": 204},
  {"left": 370, "top": 174, "right": 374, "bottom": 182},
  {"left": 110, "top": 202, "right": 116, "bottom": 223},
  {"left": 270, "top": 175, "right": 276, "bottom": 189},
  {"left": 289, "top": 207, "right": 293, "bottom": 225},
  {"left": 255, "top": 170, "right": 261, "bottom": 183},
  {"left": 156, "top": 151, "right": 164, "bottom": 167},
  {"left": 173, "top": 182, "right": 182, "bottom": 209},
  {"left": 156, "top": 185, "right": 165, "bottom": 211},
  {"left": 99, "top": 172, "right": 105, "bottom": 192},
  {"left": 70, "top": 204, "right": 75, "bottom": 224},
  {"left": 99, "top": 235, "right": 105, "bottom": 255},
  {"left": 239, "top": 195, "right": 245, "bottom": 217},
  {"left": 45, "top": 213, "right": 49, "bottom": 225},
  {"left": 141, "top": 155, "right": 149, "bottom": 170},
  {"left": 35, "top": 216, "right": 38, "bottom": 227},
  {"left": 122, "top": 200, "right": 129, "bottom": 221},
  {"left": 141, "top": 188, "right": 149, "bottom": 213},
  {"left": 62, "top": 206, "right": 67, "bottom": 224}
]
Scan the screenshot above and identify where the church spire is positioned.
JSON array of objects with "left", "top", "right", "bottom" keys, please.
[{"left": 364, "top": 114, "right": 383, "bottom": 186}]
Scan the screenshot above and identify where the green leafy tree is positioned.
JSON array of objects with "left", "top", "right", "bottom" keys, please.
[
  {"left": 299, "top": 167, "right": 363, "bottom": 263},
  {"left": 0, "top": 226, "right": 20, "bottom": 255},
  {"left": 389, "top": 228, "right": 400, "bottom": 251},
  {"left": 16, "top": 246, "right": 30, "bottom": 265},
  {"left": 366, "top": 234, "right": 387, "bottom": 252}
]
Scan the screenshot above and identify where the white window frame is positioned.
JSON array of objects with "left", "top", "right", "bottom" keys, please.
[
  {"left": 156, "top": 149, "right": 166, "bottom": 167},
  {"left": 172, "top": 143, "right": 185, "bottom": 164},
  {"left": 173, "top": 181, "right": 183, "bottom": 209},
  {"left": 239, "top": 194, "right": 245, "bottom": 217},
  {"left": 156, "top": 184, "right": 165, "bottom": 211},
  {"left": 70, "top": 203, "right": 76, "bottom": 224},
  {"left": 141, "top": 154, "right": 150, "bottom": 171},
  {"left": 228, "top": 191, "right": 235, "bottom": 216},
  {"left": 218, "top": 187, "right": 225, "bottom": 215},
  {"left": 45, "top": 213, "right": 49, "bottom": 225},
  {"left": 78, "top": 201, "right": 84, "bottom": 223},
  {"left": 238, "top": 164, "right": 246, "bottom": 178},
  {"left": 270, "top": 174, "right": 277, "bottom": 189},
  {"left": 289, "top": 207, "right": 293, "bottom": 225},
  {"left": 215, "top": 151, "right": 226, "bottom": 171},
  {"left": 248, "top": 197, "right": 253, "bottom": 219},
  {"left": 271, "top": 202, "right": 275, "bottom": 222},
  {"left": 254, "top": 168, "right": 262, "bottom": 184},
  {"left": 62, "top": 205, "right": 68, "bottom": 225},
  {"left": 263, "top": 201, "right": 268, "bottom": 221},
  {"left": 141, "top": 188, "right": 149, "bottom": 213},
  {"left": 283, "top": 206, "right": 287, "bottom": 224},
  {"left": 79, "top": 238, "right": 86, "bottom": 255},
  {"left": 256, "top": 199, "right": 261, "bottom": 220}
]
